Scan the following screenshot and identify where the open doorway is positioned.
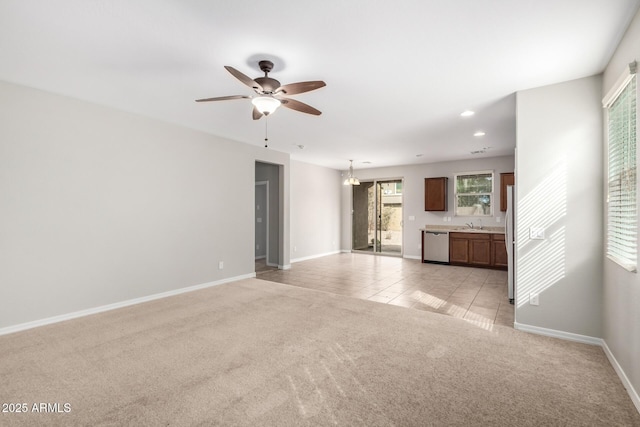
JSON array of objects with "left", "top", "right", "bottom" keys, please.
[
  {"left": 352, "top": 179, "right": 403, "bottom": 256},
  {"left": 255, "top": 161, "right": 281, "bottom": 272}
]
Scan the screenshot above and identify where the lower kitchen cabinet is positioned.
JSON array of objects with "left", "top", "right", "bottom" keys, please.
[
  {"left": 449, "top": 235, "right": 469, "bottom": 263},
  {"left": 492, "top": 234, "right": 508, "bottom": 268},
  {"left": 449, "top": 232, "right": 506, "bottom": 270}
]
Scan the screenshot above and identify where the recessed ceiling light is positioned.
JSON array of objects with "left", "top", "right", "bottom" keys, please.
[
  {"left": 362, "top": 161, "right": 372, "bottom": 164},
  {"left": 474, "top": 131, "right": 486, "bottom": 137},
  {"left": 461, "top": 110, "right": 475, "bottom": 117},
  {"left": 416, "top": 154, "right": 423, "bottom": 157}
]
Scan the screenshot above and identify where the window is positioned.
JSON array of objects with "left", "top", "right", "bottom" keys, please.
[
  {"left": 604, "top": 61, "right": 637, "bottom": 272},
  {"left": 382, "top": 182, "right": 402, "bottom": 195},
  {"left": 454, "top": 171, "right": 493, "bottom": 216}
]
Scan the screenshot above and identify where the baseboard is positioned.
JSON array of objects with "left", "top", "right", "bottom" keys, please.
[
  {"left": 602, "top": 340, "right": 640, "bottom": 414},
  {"left": 403, "top": 255, "right": 421, "bottom": 260},
  {"left": 291, "top": 250, "right": 341, "bottom": 264},
  {"left": 254, "top": 255, "right": 266, "bottom": 260},
  {"left": 340, "top": 249, "right": 351, "bottom": 253},
  {"left": 0, "top": 272, "right": 257, "bottom": 336},
  {"left": 513, "top": 322, "right": 603, "bottom": 346},
  {"left": 279, "top": 264, "right": 291, "bottom": 270}
]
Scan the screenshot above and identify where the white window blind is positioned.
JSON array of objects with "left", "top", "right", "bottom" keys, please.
[{"left": 605, "top": 62, "right": 637, "bottom": 272}]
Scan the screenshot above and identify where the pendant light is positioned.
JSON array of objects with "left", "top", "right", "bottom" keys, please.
[{"left": 343, "top": 160, "right": 360, "bottom": 186}]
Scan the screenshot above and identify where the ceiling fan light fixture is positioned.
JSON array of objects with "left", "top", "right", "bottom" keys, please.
[
  {"left": 343, "top": 160, "right": 361, "bottom": 186},
  {"left": 251, "top": 96, "right": 281, "bottom": 115}
]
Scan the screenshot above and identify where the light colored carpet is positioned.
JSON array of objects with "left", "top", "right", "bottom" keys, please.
[{"left": 0, "top": 278, "right": 638, "bottom": 426}]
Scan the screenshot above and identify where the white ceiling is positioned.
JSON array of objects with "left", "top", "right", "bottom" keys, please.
[{"left": 1, "top": 0, "right": 638, "bottom": 170}]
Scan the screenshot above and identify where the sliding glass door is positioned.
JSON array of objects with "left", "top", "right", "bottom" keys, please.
[{"left": 351, "top": 179, "right": 403, "bottom": 256}]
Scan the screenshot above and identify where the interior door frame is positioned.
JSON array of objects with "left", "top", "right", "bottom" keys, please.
[{"left": 255, "top": 181, "right": 269, "bottom": 265}]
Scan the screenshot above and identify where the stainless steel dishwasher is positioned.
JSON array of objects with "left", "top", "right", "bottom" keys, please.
[{"left": 423, "top": 231, "right": 450, "bottom": 264}]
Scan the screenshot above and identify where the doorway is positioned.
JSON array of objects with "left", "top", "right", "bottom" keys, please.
[
  {"left": 255, "top": 161, "right": 281, "bottom": 270},
  {"left": 255, "top": 181, "right": 269, "bottom": 263},
  {"left": 352, "top": 179, "right": 403, "bottom": 255}
]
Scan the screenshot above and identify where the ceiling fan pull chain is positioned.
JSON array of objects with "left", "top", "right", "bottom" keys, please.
[{"left": 264, "top": 116, "right": 269, "bottom": 148}]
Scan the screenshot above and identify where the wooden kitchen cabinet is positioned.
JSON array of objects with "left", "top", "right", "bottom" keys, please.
[
  {"left": 424, "top": 177, "right": 448, "bottom": 211},
  {"left": 500, "top": 172, "right": 515, "bottom": 212},
  {"left": 449, "top": 232, "right": 507, "bottom": 270},
  {"left": 491, "top": 233, "right": 508, "bottom": 268},
  {"left": 449, "top": 234, "right": 470, "bottom": 263},
  {"left": 469, "top": 234, "right": 491, "bottom": 266}
]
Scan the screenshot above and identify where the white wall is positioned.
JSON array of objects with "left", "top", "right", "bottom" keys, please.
[
  {"left": 602, "top": 8, "right": 640, "bottom": 405},
  {"left": 340, "top": 156, "right": 515, "bottom": 258},
  {"left": 290, "top": 160, "right": 342, "bottom": 261},
  {"left": 515, "top": 75, "right": 603, "bottom": 338},
  {"left": 0, "top": 80, "right": 290, "bottom": 329}
]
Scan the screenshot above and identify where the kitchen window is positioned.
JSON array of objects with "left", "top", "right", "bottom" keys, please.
[
  {"left": 604, "top": 61, "right": 637, "bottom": 272},
  {"left": 454, "top": 171, "right": 493, "bottom": 216}
]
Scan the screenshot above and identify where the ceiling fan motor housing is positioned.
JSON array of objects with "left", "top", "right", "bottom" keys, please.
[
  {"left": 257, "top": 61, "right": 279, "bottom": 93},
  {"left": 255, "top": 76, "right": 281, "bottom": 94}
]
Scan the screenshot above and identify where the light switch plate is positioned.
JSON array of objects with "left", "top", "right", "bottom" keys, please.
[
  {"left": 409, "top": 215, "right": 415, "bottom": 221},
  {"left": 529, "top": 227, "right": 545, "bottom": 240}
]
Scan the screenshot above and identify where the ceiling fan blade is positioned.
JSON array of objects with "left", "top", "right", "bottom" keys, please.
[
  {"left": 276, "top": 80, "right": 326, "bottom": 95},
  {"left": 252, "top": 106, "right": 263, "bottom": 120},
  {"left": 224, "top": 66, "right": 263, "bottom": 92},
  {"left": 279, "top": 98, "right": 322, "bottom": 116},
  {"left": 195, "top": 95, "right": 250, "bottom": 102}
]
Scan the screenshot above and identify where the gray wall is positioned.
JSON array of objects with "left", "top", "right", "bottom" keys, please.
[
  {"left": 515, "top": 75, "right": 603, "bottom": 338},
  {"left": 290, "top": 160, "right": 342, "bottom": 261},
  {"left": 602, "top": 8, "right": 640, "bottom": 404},
  {"left": 0, "top": 80, "right": 290, "bottom": 329},
  {"left": 340, "top": 156, "right": 515, "bottom": 258}
]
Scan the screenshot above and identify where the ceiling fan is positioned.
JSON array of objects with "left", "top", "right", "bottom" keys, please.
[{"left": 196, "top": 60, "right": 326, "bottom": 120}]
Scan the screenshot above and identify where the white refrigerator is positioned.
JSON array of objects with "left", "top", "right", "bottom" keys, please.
[{"left": 505, "top": 185, "right": 515, "bottom": 304}]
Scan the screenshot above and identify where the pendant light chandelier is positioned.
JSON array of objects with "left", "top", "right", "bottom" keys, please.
[{"left": 343, "top": 160, "right": 360, "bottom": 186}]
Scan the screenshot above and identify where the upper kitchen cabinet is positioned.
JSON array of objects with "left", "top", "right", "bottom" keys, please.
[
  {"left": 500, "top": 172, "right": 515, "bottom": 212},
  {"left": 424, "top": 177, "right": 448, "bottom": 211}
]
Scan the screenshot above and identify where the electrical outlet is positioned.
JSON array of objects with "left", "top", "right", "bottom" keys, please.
[
  {"left": 496, "top": 216, "right": 501, "bottom": 222},
  {"left": 256, "top": 244, "right": 259, "bottom": 250},
  {"left": 529, "top": 293, "right": 539, "bottom": 306},
  {"left": 257, "top": 217, "right": 262, "bottom": 223},
  {"left": 418, "top": 244, "right": 421, "bottom": 249},
  {"left": 218, "top": 261, "right": 224, "bottom": 270},
  {"left": 294, "top": 246, "right": 297, "bottom": 252}
]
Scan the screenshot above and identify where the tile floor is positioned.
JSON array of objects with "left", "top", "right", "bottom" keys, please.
[{"left": 255, "top": 253, "right": 514, "bottom": 327}]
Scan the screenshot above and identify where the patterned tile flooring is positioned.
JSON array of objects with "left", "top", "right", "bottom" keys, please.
[{"left": 255, "top": 253, "right": 514, "bottom": 328}]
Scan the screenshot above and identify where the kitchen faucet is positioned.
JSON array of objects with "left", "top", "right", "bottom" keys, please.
[
  {"left": 465, "top": 222, "right": 474, "bottom": 229},
  {"left": 477, "top": 219, "right": 483, "bottom": 230}
]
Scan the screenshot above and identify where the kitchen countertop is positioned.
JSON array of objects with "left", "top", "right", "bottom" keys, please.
[{"left": 420, "top": 225, "right": 505, "bottom": 234}]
